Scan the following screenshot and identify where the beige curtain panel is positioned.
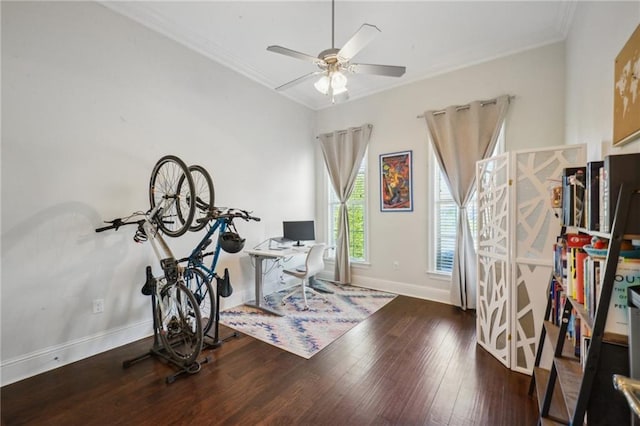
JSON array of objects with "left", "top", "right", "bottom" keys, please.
[
  {"left": 318, "top": 124, "right": 372, "bottom": 284},
  {"left": 424, "top": 95, "right": 510, "bottom": 310}
]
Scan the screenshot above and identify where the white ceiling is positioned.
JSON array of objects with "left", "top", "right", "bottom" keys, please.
[{"left": 101, "top": 1, "right": 576, "bottom": 110}]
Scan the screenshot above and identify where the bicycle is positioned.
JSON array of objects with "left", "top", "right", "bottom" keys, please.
[
  {"left": 168, "top": 162, "right": 261, "bottom": 347},
  {"left": 96, "top": 155, "right": 207, "bottom": 383},
  {"left": 179, "top": 205, "right": 261, "bottom": 347}
]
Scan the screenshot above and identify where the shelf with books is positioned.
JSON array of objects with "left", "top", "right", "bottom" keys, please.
[{"left": 531, "top": 172, "right": 638, "bottom": 425}]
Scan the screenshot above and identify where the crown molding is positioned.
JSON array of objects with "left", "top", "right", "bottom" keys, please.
[{"left": 555, "top": 0, "right": 578, "bottom": 39}]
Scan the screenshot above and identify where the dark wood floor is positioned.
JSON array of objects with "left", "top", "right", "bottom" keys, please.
[{"left": 1, "top": 296, "right": 537, "bottom": 425}]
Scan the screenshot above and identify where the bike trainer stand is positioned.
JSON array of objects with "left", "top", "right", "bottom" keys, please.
[
  {"left": 122, "top": 274, "right": 210, "bottom": 384},
  {"left": 122, "top": 337, "right": 211, "bottom": 384}
]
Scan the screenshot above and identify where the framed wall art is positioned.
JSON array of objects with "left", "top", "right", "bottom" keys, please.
[
  {"left": 380, "top": 150, "right": 413, "bottom": 212},
  {"left": 613, "top": 24, "right": 640, "bottom": 146}
]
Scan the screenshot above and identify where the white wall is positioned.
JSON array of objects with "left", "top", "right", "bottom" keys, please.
[
  {"left": 315, "top": 42, "right": 567, "bottom": 303},
  {"left": 565, "top": 2, "right": 640, "bottom": 160},
  {"left": 1, "top": 2, "right": 315, "bottom": 385}
]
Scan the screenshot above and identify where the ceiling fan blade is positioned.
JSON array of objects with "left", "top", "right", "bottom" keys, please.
[
  {"left": 274, "top": 71, "right": 323, "bottom": 91},
  {"left": 267, "top": 45, "right": 322, "bottom": 65},
  {"left": 337, "top": 24, "right": 381, "bottom": 61},
  {"left": 349, "top": 63, "right": 406, "bottom": 77}
]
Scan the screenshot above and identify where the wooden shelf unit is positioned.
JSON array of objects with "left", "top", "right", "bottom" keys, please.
[{"left": 530, "top": 183, "right": 636, "bottom": 425}]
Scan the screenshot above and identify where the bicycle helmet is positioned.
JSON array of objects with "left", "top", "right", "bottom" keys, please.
[{"left": 219, "top": 231, "right": 245, "bottom": 253}]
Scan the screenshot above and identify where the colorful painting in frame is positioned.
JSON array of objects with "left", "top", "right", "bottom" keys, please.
[{"left": 380, "top": 150, "right": 413, "bottom": 212}]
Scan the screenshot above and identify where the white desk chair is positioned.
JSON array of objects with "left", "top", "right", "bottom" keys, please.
[{"left": 281, "top": 243, "right": 327, "bottom": 310}]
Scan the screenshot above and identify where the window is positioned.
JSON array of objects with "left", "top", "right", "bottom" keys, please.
[
  {"left": 433, "top": 169, "right": 458, "bottom": 273},
  {"left": 430, "top": 128, "right": 503, "bottom": 274},
  {"left": 327, "top": 156, "right": 367, "bottom": 262}
]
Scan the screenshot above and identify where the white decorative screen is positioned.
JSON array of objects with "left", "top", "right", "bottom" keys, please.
[
  {"left": 476, "top": 145, "right": 585, "bottom": 374},
  {"left": 511, "top": 145, "right": 585, "bottom": 374},
  {"left": 513, "top": 262, "right": 553, "bottom": 373},
  {"left": 476, "top": 154, "right": 510, "bottom": 366},
  {"left": 477, "top": 153, "right": 509, "bottom": 257},
  {"left": 477, "top": 254, "right": 510, "bottom": 367},
  {"left": 514, "top": 146, "right": 585, "bottom": 260}
]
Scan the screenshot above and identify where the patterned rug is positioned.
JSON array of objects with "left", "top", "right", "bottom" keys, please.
[{"left": 219, "top": 282, "right": 396, "bottom": 359}]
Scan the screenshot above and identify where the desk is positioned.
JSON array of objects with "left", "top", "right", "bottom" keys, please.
[{"left": 244, "top": 247, "right": 308, "bottom": 316}]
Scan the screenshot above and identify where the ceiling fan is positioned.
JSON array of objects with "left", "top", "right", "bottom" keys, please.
[{"left": 266, "top": 0, "right": 406, "bottom": 102}]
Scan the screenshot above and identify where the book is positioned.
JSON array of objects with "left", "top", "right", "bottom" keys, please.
[
  {"left": 584, "top": 257, "right": 603, "bottom": 322},
  {"left": 575, "top": 249, "right": 588, "bottom": 304},
  {"left": 568, "top": 248, "right": 575, "bottom": 298},
  {"left": 562, "top": 167, "right": 586, "bottom": 227},
  {"left": 599, "top": 166, "right": 607, "bottom": 233},
  {"left": 551, "top": 277, "right": 564, "bottom": 325},
  {"left": 604, "top": 259, "right": 640, "bottom": 335},
  {"left": 566, "top": 233, "right": 592, "bottom": 248},
  {"left": 574, "top": 169, "right": 586, "bottom": 228},
  {"left": 585, "top": 161, "right": 603, "bottom": 231}
]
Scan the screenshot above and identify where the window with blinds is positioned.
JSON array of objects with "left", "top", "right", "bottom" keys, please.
[
  {"left": 434, "top": 171, "right": 457, "bottom": 272},
  {"left": 431, "top": 128, "right": 502, "bottom": 274},
  {"left": 328, "top": 158, "right": 367, "bottom": 262},
  {"left": 433, "top": 171, "right": 481, "bottom": 273}
]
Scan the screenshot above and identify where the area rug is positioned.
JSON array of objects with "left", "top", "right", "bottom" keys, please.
[{"left": 219, "top": 282, "right": 396, "bottom": 358}]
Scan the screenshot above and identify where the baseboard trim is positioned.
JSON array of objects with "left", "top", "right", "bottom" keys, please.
[
  {"left": 1, "top": 320, "right": 152, "bottom": 387},
  {"left": 349, "top": 275, "right": 451, "bottom": 305}
]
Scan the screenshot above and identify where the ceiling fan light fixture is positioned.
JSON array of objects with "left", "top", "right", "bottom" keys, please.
[
  {"left": 314, "top": 72, "right": 348, "bottom": 95},
  {"left": 314, "top": 75, "right": 330, "bottom": 94},
  {"left": 331, "top": 71, "right": 347, "bottom": 90}
]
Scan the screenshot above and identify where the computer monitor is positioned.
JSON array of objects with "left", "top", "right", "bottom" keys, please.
[{"left": 282, "top": 220, "right": 315, "bottom": 246}]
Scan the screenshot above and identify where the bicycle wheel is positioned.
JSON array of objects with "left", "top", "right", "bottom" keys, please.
[
  {"left": 183, "top": 165, "right": 215, "bottom": 232},
  {"left": 155, "top": 280, "right": 203, "bottom": 366},
  {"left": 149, "top": 155, "right": 196, "bottom": 237},
  {"left": 184, "top": 267, "right": 215, "bottom": 335}
]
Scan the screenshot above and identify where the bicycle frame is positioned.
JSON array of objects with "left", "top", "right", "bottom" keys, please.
[
  {"left": 143, "top": 202, "right": 179, "bottom": 273},
  {"left": 184, "top": 216, "right": 229, "bottom": 281}
]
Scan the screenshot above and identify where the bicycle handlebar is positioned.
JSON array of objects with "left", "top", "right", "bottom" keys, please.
[
  {"left": 95, "top": 217, "right": 144, "bottom": 233},
  {"left": 196, "top": 207, "right": 261, "bottom": 224}
]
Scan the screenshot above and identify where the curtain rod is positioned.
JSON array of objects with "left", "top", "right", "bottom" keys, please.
[
  {"left": 416, "top": 95, "right": 514, "bottom": 119},
  {"left": 316, "top": 123, "right": 373, "bottom": 139}
]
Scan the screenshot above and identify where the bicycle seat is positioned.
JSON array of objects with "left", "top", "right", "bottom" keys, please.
[
  {"left": 216, "top": 268, "right": 233, "bottom": 298},
  {"left": 141, "top": 265, "right": 155, "bottom": 296}
]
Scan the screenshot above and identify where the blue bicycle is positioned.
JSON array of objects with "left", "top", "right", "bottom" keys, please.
[{"left": 176, "top": 165, "right": 260, "bottom": 345}]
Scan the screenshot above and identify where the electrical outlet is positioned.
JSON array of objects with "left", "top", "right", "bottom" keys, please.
[{"left": 92, "top": 299, "right": 104, "bottom": 314}]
